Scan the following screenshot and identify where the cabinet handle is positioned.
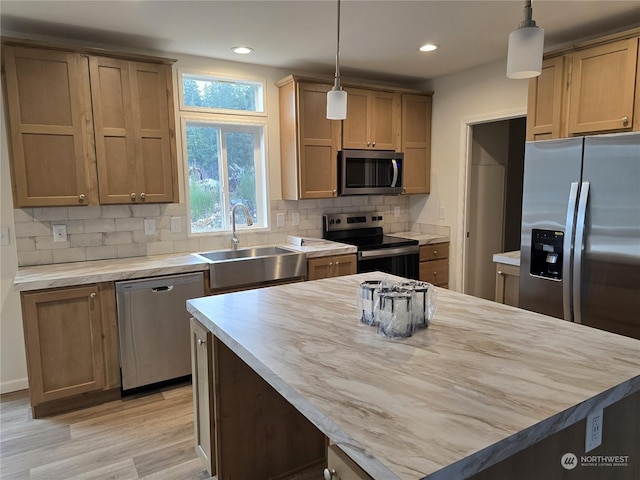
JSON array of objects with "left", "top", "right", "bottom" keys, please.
[
  {"left": 498, "top": 270, "right": 504, "bottom": 276},
  {"left": 79, "top": 193, "right": 85, "bottom": 202},
  {"left": 622, "top": 116, "right": 629, "bottom": 126},
  {"left": 198, "top": 338, "right": 206, "bottom": 346},
  {"left": 140, "top": 192, "right": 146, "bottom": 200},
  {"left": 323, "top": 468, "right": 338, "bottom": 480},
  {"left": 130, "top": 193, "right": 137, "bottom": 200},
  {"left": 89, "top": 292, "right": 96, "bottom": 299}
]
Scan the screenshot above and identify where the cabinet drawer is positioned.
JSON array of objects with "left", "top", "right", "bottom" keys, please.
[
  {"left": 419, "top": 258, "right": 449, "bottom": 286},
  {"left": 419, "top": 242, "right": 449, "bottom": 261}
]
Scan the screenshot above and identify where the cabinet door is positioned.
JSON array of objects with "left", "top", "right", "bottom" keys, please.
[
  {"left": 401, "top": 94, "right": 432, "bottom": 194},
  {"left": 326, "top": 444, "right": 373, "bottom": 480},
  {"left": 370, "top": 91, "right": 400, "bottom": 151},
  {"left": 190, "top": 319, "right": 216, "bottom": 476},
  {"left": 297, "top": 83, "right": 340, "bottom": 198},
  {"left": 333, "top": 254, "right": 357, "bottom": 277},
  {"left": 342, "top": 88, "right": 370, "bottom": 149},
  {"left": 21, "top": 285, "right": 105, "bottom": 405},
  {"left": 568, "top": 38, "right": 638, "bottom": 135},
  {"left": 419, "top": 258, "right": 449, "bottom": 286},
  {"left": 2, "top": 46, "right": 97, "bottom": 207},
  {"left": 495, "top": 263, "right": 520, "bottom": 307},
  {"left": 90, "top": 57, "right": 176, "bottom": 204},
  {"left": 526, "top": 56, "right": 566, "bottom": 141},
  {"left": 307, "top": 257, "right": 332, "bottom": 280}
]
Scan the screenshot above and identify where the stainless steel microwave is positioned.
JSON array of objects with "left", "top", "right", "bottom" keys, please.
[{"left": 338, "top": 150, "right": 403, "bottom": 195}]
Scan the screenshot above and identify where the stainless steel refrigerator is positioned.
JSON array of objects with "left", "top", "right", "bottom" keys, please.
[{"left": 519, "top": 132, "right": 640, "bottom": 339}]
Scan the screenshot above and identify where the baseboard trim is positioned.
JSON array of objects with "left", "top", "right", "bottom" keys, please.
[{"left": 0, "top": 377, "right": 29, "bottom": 394}]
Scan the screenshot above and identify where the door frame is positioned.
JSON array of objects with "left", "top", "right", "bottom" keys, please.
[{"left": 458, "top": 108, "right": 526, "bottom": 294}]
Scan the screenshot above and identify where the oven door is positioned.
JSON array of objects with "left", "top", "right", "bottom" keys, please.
[{"left": 358, "top": 245, "right": 419, "bottom": 279}]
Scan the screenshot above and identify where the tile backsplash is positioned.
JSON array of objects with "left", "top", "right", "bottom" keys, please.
[{"left": 13, "top": 195, "right": 430, "bottom": 267}]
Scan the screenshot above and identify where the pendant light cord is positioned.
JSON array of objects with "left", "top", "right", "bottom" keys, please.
[{"left": 334, "top": 0, "right": 341, "bottom": 89}]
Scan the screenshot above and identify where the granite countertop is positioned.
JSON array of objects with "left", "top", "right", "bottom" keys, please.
[
  {"left": 492, "top": 250, "right": 521, "bottom": 267},
  {"left": 13, "top": 240, "right": 355, "bottom": 291},
  {"left": 187, "top": 272, "right": 640, "bottom": 479},
  {"left": 391, "top": 231, "right": 450, "bottom": 245}
]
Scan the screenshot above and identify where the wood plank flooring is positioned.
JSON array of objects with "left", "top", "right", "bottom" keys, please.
[{"left": 0, "top": 384, "right": 210, "bottom": 480}]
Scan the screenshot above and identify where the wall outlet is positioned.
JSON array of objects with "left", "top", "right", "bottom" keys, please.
[
  {"left": 0, "top": 227, "right": 9, "bottom": 246},
  {"left": 277, "top": 212, "right": 285, "bottom": 228},
  {"left": 291, "top": 212, "right": 300, "bottom": 226},
  {"left": 585, "top": 408, "right": 603, "bottom": 452},
  {"left": 170, "top": 217, "right": 182, "bottom": 233},
  {"left": 393, "top": 206, "right": 400, "bottom": 218},
  {"left": 52, "top": 224, "right": 67, "bottom": 243},
  {"left": 439, "top": 206, "right": 446, "bottom": 220},
  {"left": 144, "top": 218, "right": 156, "bottom": 235}
]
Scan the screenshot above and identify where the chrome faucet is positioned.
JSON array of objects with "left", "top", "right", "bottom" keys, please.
[{"left": 231, "top": 203, "right": 253, "bottom": 250}]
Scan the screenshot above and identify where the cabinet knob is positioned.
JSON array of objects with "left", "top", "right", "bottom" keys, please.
[
  {"left": 78, "top": 193, "right": 86, "bottom": 202},
  {"left": 198, "top": 338, "right": 206, "bottom": 346},
  {"left": 372, "top": 141, "right": 376, "bottom": 147},
  {"left": 622, "top": 116, "right": 629, "bottom": 126},
  {"left": 323, "top": 468, "right": 338, "bottom": 480},
  {"left": 333, "top": 189, "right": 337, "bottom": 196},
  {"left": 498, "top": 270, "right": 504, "bottom": 276},
  {"left": 130, "top": 193, "right": 137, "bottom": 200},
  {"left": 89, "top": 292, "right": 96, "bottom": 299},
  {"left": 140, "top": 192, "right": 146, "bottom": 200},
  {"left": 433, "top": 250, "right": 438, "bottom": 256},
  {"left": 367, "top": 141, "right": 371, "bottom": 147}
]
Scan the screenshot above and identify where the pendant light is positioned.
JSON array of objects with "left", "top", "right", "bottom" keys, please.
[
  {"left": 327, "top": 0, "right": 347, "bottom": 119},
  {"left": 506, "top": 0, "right": 544, "bottom": 79}
]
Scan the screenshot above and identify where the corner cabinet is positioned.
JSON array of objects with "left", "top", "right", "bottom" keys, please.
[
  {"left": 342, "top": 88, "right": 400, "bottom": 151},
  {"left": 401, "top": 94, "right": 432, "bottom": 194},
  {"left": 526, "top": 29, "right": 640, "bottom": 139},
  {"left": 307, "top": 254, "right": 357, "bottom": 280},
  {"left": 278, "top": 78, "right": 341, "bottom": 200},
  {"left": 20, "top": 283, "right": 120, "bottom": 417},
  {"left": 1, "top": 39, "right": 178, "bottom": 207}
]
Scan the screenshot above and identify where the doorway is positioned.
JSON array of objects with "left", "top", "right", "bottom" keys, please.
[{"left": 464, "top": 117, "right": 526, "bottom": 300}]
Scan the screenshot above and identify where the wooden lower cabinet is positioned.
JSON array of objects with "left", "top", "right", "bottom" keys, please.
[
  {"left": 20, "top": 282, "right": 120, "bottom": 417},
  {"left": 495, "top": 263, "right": 520, "bottom": 307},
  {"left": 190, "top": 321, "right": 325, "bottom": 478},
  {"left": 419, "top": 242, "right": 449, "bottom": 287},
  {"left": 326, "top": 444, "right": 373, "bottom": 480},
  {"left": 307, "top": 254, "right": 357, "bottom": 280}
]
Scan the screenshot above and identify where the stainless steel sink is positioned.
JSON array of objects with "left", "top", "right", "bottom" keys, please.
[{"left": 194, "top": 246, "right": 307, "bottom": 291}]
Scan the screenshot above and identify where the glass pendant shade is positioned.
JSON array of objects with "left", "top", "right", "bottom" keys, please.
[
  {"left": 507, "top": 25, "right": 544, "bottom": 79},
  {"left": 327, "top": 87, "right": 347, "bottom": 120}
]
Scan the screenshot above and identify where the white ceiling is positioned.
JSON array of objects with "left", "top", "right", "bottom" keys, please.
[{"left": 2, "top": 1, "right": 639, "bottom": 85}]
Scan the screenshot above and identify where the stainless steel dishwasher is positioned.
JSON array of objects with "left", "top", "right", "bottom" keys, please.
[{"left": 116, "top": 272, "right": 204, "bottom": 392}]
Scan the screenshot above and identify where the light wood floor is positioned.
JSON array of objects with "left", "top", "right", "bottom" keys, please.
[{"left": 0, "top": 384, "right": 211, "bottom": 480}]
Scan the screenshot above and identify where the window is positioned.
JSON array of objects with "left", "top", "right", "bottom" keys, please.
[{"left": 180, "top": 72, "right": 268, "bottom": 234}]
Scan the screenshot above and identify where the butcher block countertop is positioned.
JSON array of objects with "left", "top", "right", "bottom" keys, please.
[{"left": 187, "top": 272, "right": 640, "bottom": 479}]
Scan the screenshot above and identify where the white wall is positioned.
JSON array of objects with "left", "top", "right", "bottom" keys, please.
[{"left": 411, "top": 58, "right": 529, "bottom": 292}]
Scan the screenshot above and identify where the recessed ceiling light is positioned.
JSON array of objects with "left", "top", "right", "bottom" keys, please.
[
  {"left": 232, "top": 46, "right": 254, "bottom": 55},
  {"left": 419, "top": 44, "right": 438, "bottom": 52}
]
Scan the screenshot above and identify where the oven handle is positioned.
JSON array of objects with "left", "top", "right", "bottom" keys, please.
[{"left": 358, "top": 245, "right": 419, "bottom": 259}]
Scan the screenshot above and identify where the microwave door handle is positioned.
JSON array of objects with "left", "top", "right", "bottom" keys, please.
[{"left": 391, "top": 159, "right": 398, "bottom": 187}]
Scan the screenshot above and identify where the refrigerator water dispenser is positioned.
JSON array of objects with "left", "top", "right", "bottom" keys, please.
[{"left": 530, "top": 229, "right": 564, "bottom": 280}]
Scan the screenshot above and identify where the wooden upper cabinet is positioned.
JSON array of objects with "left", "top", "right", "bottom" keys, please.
[
  {"left": 342, "top": 88, "right": 400, "bottom": 151},
  {"left": 401, "top": 94, "right": 432, "bottom": 194},
  {"left": 2, "top": 46, "right": 98, "bottom": 207},
  {"left": 526, "top": 56, "right": 566, "bottom": 141},
  {"left": 90, "top": 57, "right": 177, "bottom": 204},
  {"left": 634, "top": 42, "right": 640, "bottom": 132},
  {"left": 278, "top": 79, "right": 340, "bottom": 199},
  {"left": 568, "top": 37, "right": 638, "bottom": 135}
]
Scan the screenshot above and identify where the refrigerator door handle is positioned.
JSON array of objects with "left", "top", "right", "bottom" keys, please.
[
  {"left": 563, "top": 182, "right": 580, "bottom": 322},
  {"left": 572, "top": 181, "right": 590, "bottom": 324}
]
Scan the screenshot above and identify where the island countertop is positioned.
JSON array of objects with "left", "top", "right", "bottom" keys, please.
[{"left": 186, "top": 273, "right": 640, "bottom": 479}]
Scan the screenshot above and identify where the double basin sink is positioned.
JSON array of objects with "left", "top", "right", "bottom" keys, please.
[{"left": 194, "top": 246, "right": 307, "bottom": 291}]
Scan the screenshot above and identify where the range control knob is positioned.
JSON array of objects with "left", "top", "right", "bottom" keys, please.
[{"left": 336, "top": 219, "right": 341, "bottom": 224}]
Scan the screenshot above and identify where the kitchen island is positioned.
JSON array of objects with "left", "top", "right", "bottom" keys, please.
[{"left": 186, "top": 273, "right": 640, "bottom": 479}]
